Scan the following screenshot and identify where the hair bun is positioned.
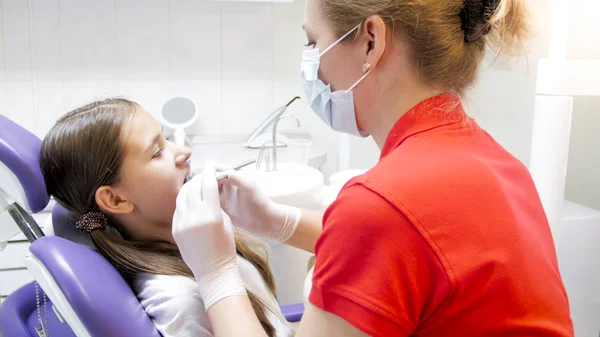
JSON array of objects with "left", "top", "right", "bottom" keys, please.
[{"left": 460, "top": 0, "right": 501, "bottom": 43}]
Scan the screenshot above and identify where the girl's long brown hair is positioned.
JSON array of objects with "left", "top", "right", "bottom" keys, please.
[{"left": 40, "top": 98, "right": 277, "bottom": 336}]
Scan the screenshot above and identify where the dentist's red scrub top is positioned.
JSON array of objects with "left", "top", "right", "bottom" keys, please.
[{"left": 309, "top": 94, "right": 574, "bottom": 336}]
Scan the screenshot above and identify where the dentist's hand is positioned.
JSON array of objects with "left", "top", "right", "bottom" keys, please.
[
  {"left": 172, "top": 161, "right": 246, "bottom": 310},
  {"left": 217, "top": 165, "right": 301, "bottom": 243}
]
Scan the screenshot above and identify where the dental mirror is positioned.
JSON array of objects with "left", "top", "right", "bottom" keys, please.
[{"left": 160, "top": 96, "right": 198, "bottom": 146}]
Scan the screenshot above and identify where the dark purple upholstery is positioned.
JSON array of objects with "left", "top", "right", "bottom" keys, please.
[
  {"left": 0, "top": 282, "right": 35, "bottom": 337},
  {"left": 51, "top": 203, "right": 95, "bottom": 248},
  {"left": 0, "top": 282, "right": 76, "bottom": 337},
  {"left": 0, "top": 114, "right": 49, "bottom": 212},
  {"left": 29, "top": 236, "right": 162, "bottom": 337}
]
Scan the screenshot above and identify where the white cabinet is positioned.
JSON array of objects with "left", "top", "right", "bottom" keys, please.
[
  {"left": 555, "top": 201, "right": 600, "bottom": 337},
  {"left": 0, "top": 239, "right": 34, "bottom": 298},
  {"left": 0, "top": 241, "right": 29, "bottom": 269},
  {"left": 0, "top": 269, "right": 33, "bottom": 297}
]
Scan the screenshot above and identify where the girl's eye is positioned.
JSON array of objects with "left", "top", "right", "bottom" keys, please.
[
  {"left": 153, "top": 148, "right": 164, "bottom": 158},
  {"left": 304, "top": 41, "right": 316, "bottom": 48}
]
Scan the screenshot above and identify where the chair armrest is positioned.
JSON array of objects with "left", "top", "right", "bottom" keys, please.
[{"left": 280, "top": 303, "right": 304, "bottom": 323}]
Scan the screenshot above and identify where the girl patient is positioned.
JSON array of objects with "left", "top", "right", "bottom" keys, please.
[{"left": 39, "top": 98, "right": 294, "bottom": 337}]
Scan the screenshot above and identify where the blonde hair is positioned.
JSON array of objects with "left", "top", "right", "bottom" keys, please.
[
  {"left": 40, "top": 98, "right": 277, "bottom": 336},
  {"left": 320, "top": 0, "right": 529, "bottom": 94}
]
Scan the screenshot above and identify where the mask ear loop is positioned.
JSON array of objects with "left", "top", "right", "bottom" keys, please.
[
  {"left": 346, "top": 62, "right": 372, "bottom": 93},
  {"left": 317, "top": 21, "right": 370, "bottom": 93},
  {"left": 319, "top": 23, "right": 362, "bottom": 57},
  {"left": 346, "top": 70, "right": 371, "bottom": 93}
]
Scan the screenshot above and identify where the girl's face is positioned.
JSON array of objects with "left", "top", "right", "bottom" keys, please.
[{"left": 104, "top": 108, "right": 192, "bottom": 241}]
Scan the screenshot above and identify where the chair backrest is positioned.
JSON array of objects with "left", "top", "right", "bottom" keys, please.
[
  {"left": 28, "top": 234, "right": 162, "bottom": 337},
  {"left": 0, "top": 205, "right": 163, "bottom": 337}
]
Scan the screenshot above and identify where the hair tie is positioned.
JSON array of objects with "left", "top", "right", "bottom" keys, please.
[
  {"left": 76, "top": 211, "right": 108, "bottom": 234},
  {"left": 460, "top": 0, "right": 501, "bottom": 43}
]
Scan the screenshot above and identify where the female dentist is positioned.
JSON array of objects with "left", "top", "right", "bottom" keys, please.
[{"left": 173, "top": 0, "right": 574, "bottom": 336}]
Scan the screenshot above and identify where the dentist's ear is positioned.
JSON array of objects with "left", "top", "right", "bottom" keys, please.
[
  {"left": 95, "top": 186, "right": 135, "bottom": 215},
  {"left": 362, "top": 15, "right": 387, "bottom": 71}
]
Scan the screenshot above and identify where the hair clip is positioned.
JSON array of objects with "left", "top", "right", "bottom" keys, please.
[{"left": 76, "top": 211, "right": 108, "bottom": 234}]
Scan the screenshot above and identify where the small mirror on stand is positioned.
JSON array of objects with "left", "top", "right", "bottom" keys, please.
[{"left": 160, "top": 96, "right": 198, "bottom": 146}]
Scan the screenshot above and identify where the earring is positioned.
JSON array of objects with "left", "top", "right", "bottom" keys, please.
[{"left": 362, "top": 62, "right": 371, "bottom": 73}]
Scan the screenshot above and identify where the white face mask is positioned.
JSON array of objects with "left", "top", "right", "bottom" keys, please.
[{"left": 300, "top": 24, "right": 370, "bottom": 137}]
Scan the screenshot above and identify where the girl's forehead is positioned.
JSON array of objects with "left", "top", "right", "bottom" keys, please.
[{"left": 121, "top": 109, "right": 161, "bottom": 153}]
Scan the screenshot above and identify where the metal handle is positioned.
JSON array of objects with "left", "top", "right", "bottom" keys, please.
[{"left": 256, "top": 143, "right": 271, "bottom": 172}]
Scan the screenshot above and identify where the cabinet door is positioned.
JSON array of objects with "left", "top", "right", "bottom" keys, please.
[
  {"left": 0, "top": 269, "right": 33, "bottom": 297},
  {"left": 0, "top": 241, "right": 30, "bottom": 269}
]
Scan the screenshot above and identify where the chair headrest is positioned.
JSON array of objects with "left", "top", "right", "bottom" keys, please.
[
  {"left": 0, "top": 114, "right": 49, "bottom": 212},
  {"left": 50, "top": 204, "right": 122, "bottom": 250}
]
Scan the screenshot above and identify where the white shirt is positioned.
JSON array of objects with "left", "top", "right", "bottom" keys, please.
[{"left": 133, "top": 255, "right": 295, "bottom": 337}]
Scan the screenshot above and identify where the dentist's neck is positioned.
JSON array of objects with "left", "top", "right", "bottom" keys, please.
[{"left": 367, "top": 80, "right": 443, "bottom": 150}]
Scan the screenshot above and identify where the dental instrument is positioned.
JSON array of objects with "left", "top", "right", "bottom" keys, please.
[
  {"left": 187, "top": 159, "right": 257, "bottom": 182},
  {"left": 215, "top": 159, "right": 257, "bottom": 181}
]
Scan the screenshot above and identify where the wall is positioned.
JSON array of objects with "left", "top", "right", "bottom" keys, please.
[
  {"left": 0, "top": 0, "right": 278, "bottom": 138},
  {"left": 567, "top": 97, "right": 600, "bottom": 210},
  {"left": 563, "top": 0, "right": 600, "bottom": 210},
  {"left": 0, "top": 0, "right": 598, "bottom": 209}
]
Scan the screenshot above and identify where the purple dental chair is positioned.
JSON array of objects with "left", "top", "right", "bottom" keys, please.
[{"left": 0, "top": 114, "right": 304, "bottom": 337}]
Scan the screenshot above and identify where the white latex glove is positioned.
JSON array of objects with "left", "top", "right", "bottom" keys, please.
[
  {"left": 172, "top": 161, "right": 246, "bottom": 310},
  {"left": 217, "top": 165, "right": 301, "bottom": 243}
]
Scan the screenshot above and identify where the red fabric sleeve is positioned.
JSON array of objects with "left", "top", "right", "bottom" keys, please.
[{"left": 309, "top": 184, "right": 450, "bottom": 336}]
